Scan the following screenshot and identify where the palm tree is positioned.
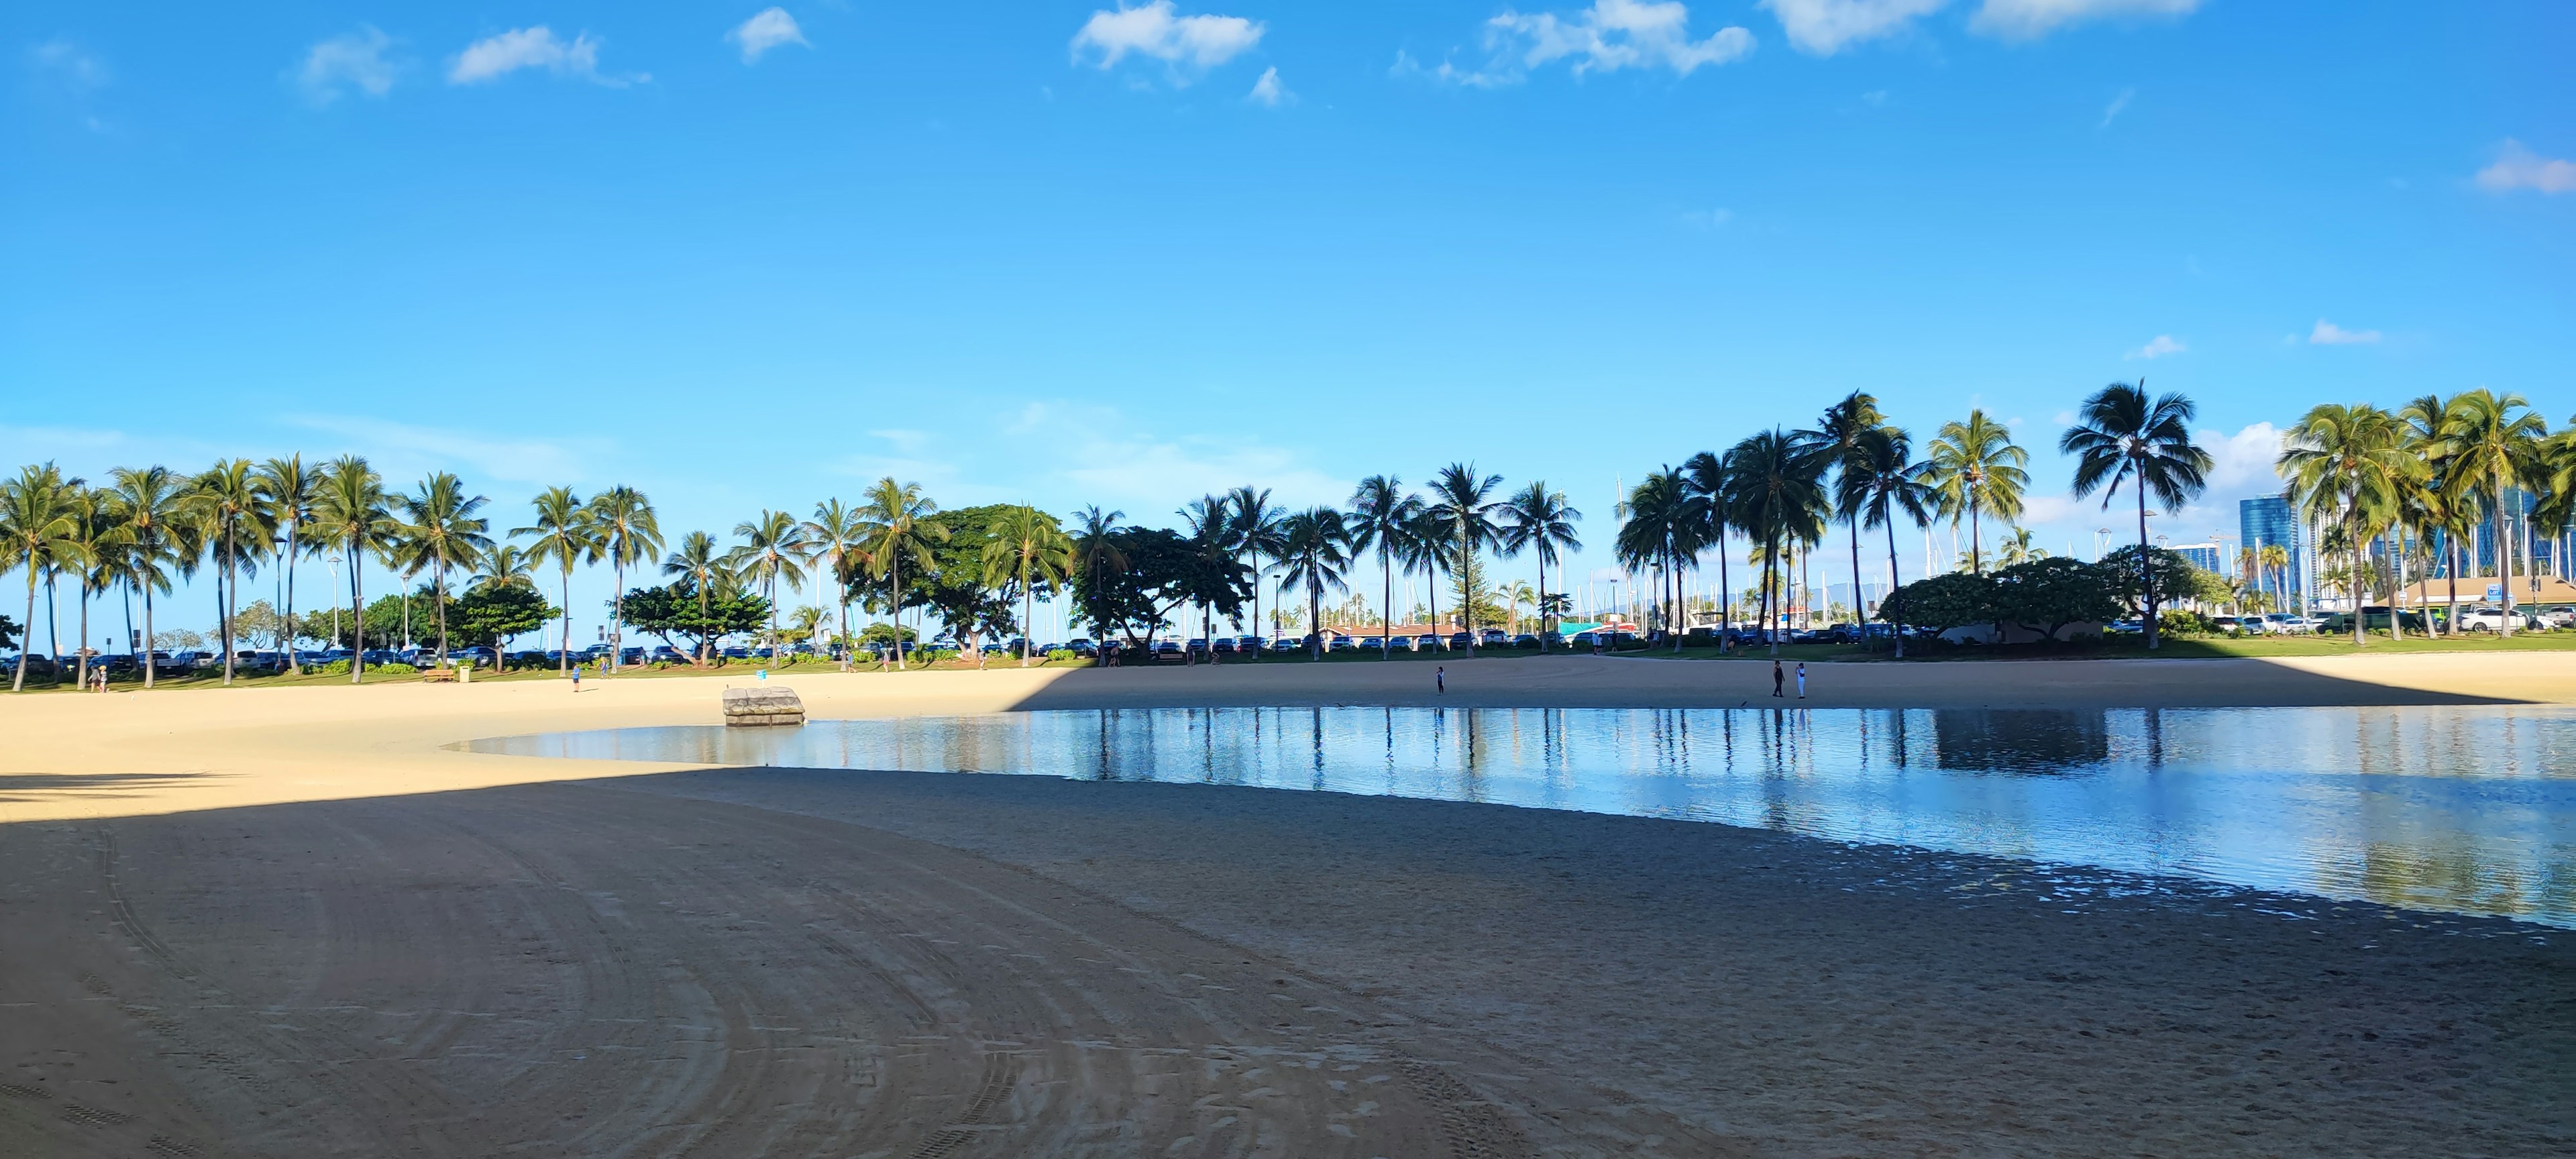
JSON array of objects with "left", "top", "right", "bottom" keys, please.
[
  {"left": 2434, "top": 389, "right": 2549, "bottom": 635},
  {"left": 854, "top": 478, "right": 947, "bottom": 670},
  {"left": 1347, "top": 476, "right": 1421, "bottom": 659},
  {"left": 1177, "top": 495, "right": 1235, "bottom": 662},
  {"left": 1425, "top": 463, "right": 1506, "bottom": 653},
  {"left": 308, "top": 457, "right": 392, "bottom": 682},
  {"left": 729, "top": 510, "right": 813, "bottom": 661},
  {"left": 513, "top": 486, "right": 598, "bottom": 674},
  {"left": 186, "top": 459, "right": 274, "bottom": 685},
  {"left": 1071, "top": 506, "right": 1128, "bottom": 657},
  {"left": 389, "top": 473, "right": 492, "bottom": 668},
  {"left": 983, "top": 506, "right": 1075, "bottom": 667},
  {"left": 2062, "top": 382, "right": 2213, "bottom": 649},
  {"left": 1227, "top": 487, "right": 1285, "bottom": 653},
  {"left": 1994, "top": 527, "right": 2049, "bottom": 567},
  {"left": 1273, "top": 507, "right": 1352, "bottom": 659},
  {"left": 1725, "top": 432, "right": 1830, "bottom": 655},
  {"left": 105, "top": 466, "right": 187, "bottom": 687},
  {"left": 586, "top": 486, "right": 663, "bottom": 673},
  {"left": 1837, "top": 426, "right": 1934, "bottom": 657},
  {"left": 2257, "top": 542, "right": 2292, "bottom": 617},
  {"left": 801, "top": 498, "right": 865, "bottom": 665},
  {"left": 1616, "top": 467, "right": 1701, "bottom": 651},
  {"left": 1498, "top": 480, "right": 1583, "bottom": 650},
  {"left": 661, "top": 531, "right": 731, "bottom": 665},
  {"left": 3, "top": 464, "right": 85, "bottom": 691},
  {"left": 1805, "top": 391, "right": 1887, "bottom": 638},
  {"left": 1925, "top": 409, "right": 2029, "bottom": 575},
  {"left": 61, "top": 484, "right": 123, "bottom": 687},
  {"left": 252, "top": 455, "right": 318, "bottom": 674},
  {"left": 1682, "top": 451, "right": 1736, "bottom": 647},
  {"left": 1399, "top": 506, "right": 1451, "bottom": 648},
  {"left": 2279, "top": 404, "right": 2418, "bottom": 645}
]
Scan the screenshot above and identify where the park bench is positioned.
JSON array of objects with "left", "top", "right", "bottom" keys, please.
[{"left": 420, "top": 668, "right": 459, "bottom": 683}]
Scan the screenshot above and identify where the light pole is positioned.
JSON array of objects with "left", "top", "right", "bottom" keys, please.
[{"left": 325, "top": 553, "right": 343, "bottom": 647}]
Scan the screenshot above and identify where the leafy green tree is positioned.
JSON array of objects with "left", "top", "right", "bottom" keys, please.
[
  {"left": 454, "top": 582, "right": 553, "bottom": 651},
  {"left": 616, "top": 582, "right": 768, "bottom": 661},
  {"left": 2061, "top": 381, "right": 2213, "bottom": 649},
  {"left": 912, "top": 504, "right": 1025, "bottom": 657},
  {"left": 2096, "top": 545, "right": 2204, "bottom": 620},
  {"left": 1989, "top": 557, "right": 2121, "bottom": 641},
  {"left": 1069, "top": 506, "right": 1128, "bottom": 657},
  {"left": 1925, "top": 409, "right": 2028, "bottom": 575},
  {"left": 0, "top": 610, "right": 18, "bottom": 651},
  {"left": 1067, "top": 523, "right": 1242, "bottom": 650},
  {"left": 1878, "top": 571, "right": 1995, "bottom": 634}
]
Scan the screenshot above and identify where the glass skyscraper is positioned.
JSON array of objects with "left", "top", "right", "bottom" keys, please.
[{"left": 2239, "top": 496, "right": 2304, "bottom": 608}]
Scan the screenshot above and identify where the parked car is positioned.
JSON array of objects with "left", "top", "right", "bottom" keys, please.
[
  {"left": 2320, "top": 606, "right": 2433, "bottom": 634},
  {"left": 1570, "top": 631, "right": 1597, "bottom": 649},
  {"left": 1327, "top": 636, "right": 1353, "bottom": 653},
  {"left": 2451, "top": 606, "right": 2540, "bottom": 632},
  {"left": 1479, "top": 628, "right": 1509, "bottom": 646}
]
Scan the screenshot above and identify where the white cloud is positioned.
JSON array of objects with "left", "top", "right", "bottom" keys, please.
[
  {"left": 2475, "top": 140, "right": 2576, "bottom": 195},
  {"left": 1247, "top": 65, "right": 1290, "bottom": 105},
  {"left": 1681, "top": 207, "right": 1733, "bottom": 228},
  {"left": 1969, "top": 0, "right": 2200, "bottom": 40},
  {"left": 31, "top": 38, "right": 110, "bottom": 93},
  {"left": 297, "top": 27, "right": 398, "bottom": 106},
  {"left": 1072, "top": 2, "right": 1265, "bottom": 77},
  {"left": 1483, "top": 0, "right": 1756, "bottom": 79},
  {"left": 2098, "top": 86, "right": 2133, "bottom": 128},
  {"left": 449, "top": 27, "right": 637, "bottom": 86},
  {"left": 2199, "top": 422, "right": 2285, "bottom": 495},
  {"left": 729, "top": 8, "right": 810, "bottom": 64},
  {"left": 1759, "top": 0, "right": 1945, "bottom": 56},
  {"left": 284, "top": 416, "right": 608, "bottom": 486},
  {"left": 2308, "top": 319, "right": 2381, "bottom": 346},
  {"left": 2125, "top": 334, "right": 2184, "bottom": 360}
]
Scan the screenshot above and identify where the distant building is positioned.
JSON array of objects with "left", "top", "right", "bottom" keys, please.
[
  {"left": 2171, "top": 543, "right": 2222, "bottom": 573},
  {"left": 2239, "top": 496, "right": 2306, "bottom": 610}
]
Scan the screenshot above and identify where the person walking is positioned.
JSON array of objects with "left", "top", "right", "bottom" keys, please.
[
  {"left": 571, "top": 664, "right": 583, "bottom": 694},
  {"left": 1435, "top": 665, "right": 1446, "bottom": 694},
  {"left": 1772, "top": 660, "right": 1785, "bottom": 698},
  {"left": 1796, "top": 662, "right": 1807, "bottom": 700}
]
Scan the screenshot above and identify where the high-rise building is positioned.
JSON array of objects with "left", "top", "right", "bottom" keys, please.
[
  {"left": 2172, "top": 543, "right": 2222, "bottom": 573},
  {"left": 2239, "top": 496, "right": 2304, "bottom": 608}
]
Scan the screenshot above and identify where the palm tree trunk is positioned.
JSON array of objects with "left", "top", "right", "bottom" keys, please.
[
  {"left": 2139, "top": 484, "right": 2159, "bottom": 650},
  {"left": 76, "top": 585, "right": 90, "bottom": 687},
  {"left": 1021, "top": 562, "right": 1036, "bottom": 669},
  {"left": 1717, "top": 535, "right": 1731, "bottom": 653},
  {"left": 559, "top": 565, "right": 573, "bottom": 675},
  {"left": 1383, "top": 551, "right": 1395, "bottom": 659},
  {"left": 1849, "top": 514, "right": 1864, "bottom": 645},
  {"left": 142, "top": 579, "right": 157, "bottom": 689},
  {"left": 13, "top": 565, "right": 33, "bottom": 691},
  {"left": 1534, "top": 555, "right": 1547, "bottom": 653},
  {"left": 434, "top": 550, "right": 451, "bottom": 667},
  {"left": 1459, "top": 531, "right": 1476, "bottom": 655},
  {"left": 1426, "top": 565, "right": 1439, "bottom": 656},
  {"left": 2388, "top": 530, "right": 2406, "bottom": 641},
  {"left": 350, "top": 547, "right": 366, "bottom": 683},
  {"left": 2445, "top": 537, "right": 2459, "bottom": 636},
  {"left": 891, "top": 555, "right": 906, "bottom": 670},
  {"left": 223, "top": 527, "right": 239, "bottom": 684},
  {"left": 282, "top": 524, "right": 301, "bottom": 675},
  {"left": 2493, "top": 472, "right": 2516, "bottom": 635},
  {"left": 1885, "top": 514, "right": 1907, "bottom": 659},
  {"left": 1309, "top": 580, "right": 1322, "bottom": 660}
]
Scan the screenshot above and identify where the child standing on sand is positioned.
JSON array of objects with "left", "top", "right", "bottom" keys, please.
[
  {"left": 571, "top": 665, "right": 582, "bottom": 694},
  {"left": 1436, "top": 665, "right": 1445, "bottom": 694},
  {"left": 1796, "top": 662, "right": 1807, "bottom": 699}
]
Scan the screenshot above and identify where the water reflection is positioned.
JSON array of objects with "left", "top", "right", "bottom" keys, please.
[{"left": 472, "top": 706, "right": 2576, "bottom": 928}]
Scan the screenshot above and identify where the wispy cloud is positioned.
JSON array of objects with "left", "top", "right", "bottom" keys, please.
[
  {"left": 2098, "top": 86, "right": 2133, "bottom": 128},
  {"left": 2475, "top": 140, "right": 2576, "bottom": 195},
  {"left": 729, "top": 7, "right": 810, "bottom": 64},
  {"left": 297, "top": 27, "right": 398, "bottom": 106},
  {"left": 2125, "top": 334, "right": 2184, "bottom": 360},
  {"left": 1479, "top": 0, "right": 1755, "bottom": 82},
  {"left": 29, "top": 38, "right": 111, "bottom": 130},
  {"left": 1759, "top": 0, "right": 1946, "bottom": 56},
  {"left": 1247, "top": 65, "right": 1290, "bottom": 105},
  {"left": 1680, "top": 207, "right": 1733, "bottom": 229},
  {"left": 284, "top": 416, "right": 610, "bottom": 486},
  {"left": 1970, "top": 0, "right": 2200, "bottom": 41},
  {"left": 449, "top": 27, "right": 641, "bottom": 87},
  {"left": 2198, "top": 422, "right": 2285, "bottom": 494},
  {"left": 2308, "top": 319, "right": 2381, "bottom": 346},
  {"left": 1071, "top": 2, "right": 1265, "bottom": 81}
]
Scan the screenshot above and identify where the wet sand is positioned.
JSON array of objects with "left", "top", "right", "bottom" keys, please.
[{"left": 3, "top": 653, "right": 2571, "bottom": 1156}]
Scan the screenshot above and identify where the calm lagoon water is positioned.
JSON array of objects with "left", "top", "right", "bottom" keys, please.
[{"left": 472, "top": 706, "right": 2576, "bottom": 928}]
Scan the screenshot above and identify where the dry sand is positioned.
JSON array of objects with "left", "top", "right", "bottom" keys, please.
[{"left": 3, "top": 654, "right": 2571, "bottom": 1156}]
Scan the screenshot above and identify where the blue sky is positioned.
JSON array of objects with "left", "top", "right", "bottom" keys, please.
[{"left": 5, "top": 1, "right": 2570, "bottom": 637}]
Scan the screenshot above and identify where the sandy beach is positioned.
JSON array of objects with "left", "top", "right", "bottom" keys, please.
[{"left": 3, "top": 654, "right": 2571, "bottom": 1156}]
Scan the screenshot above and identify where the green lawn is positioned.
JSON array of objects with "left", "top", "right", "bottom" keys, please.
[{"left": 1621, "top": 630, "right": 2576, "bottom": 662}]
